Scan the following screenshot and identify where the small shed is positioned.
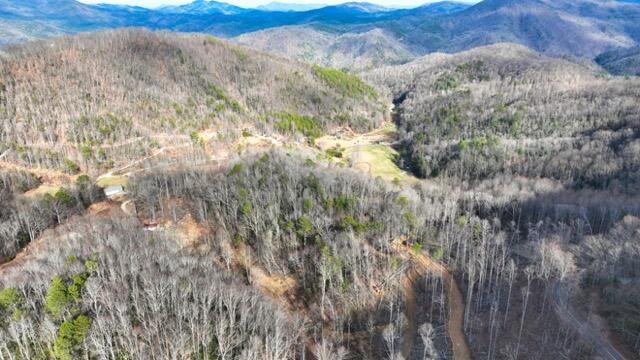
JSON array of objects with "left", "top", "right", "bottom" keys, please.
[{"left": 104, "top": 185, "right": 125, "bottom": 199}]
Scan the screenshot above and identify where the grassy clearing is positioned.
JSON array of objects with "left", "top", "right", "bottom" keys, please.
[
  {"left": 371, "top": 122, "right": 397, "bottom": 137},
  {"left": 96, "top": 175, "right": 128, "bottom": 188},
  {"left": 315, "top": 121, "right": 408, "bottom": 181},
  {"left": 346, "top": 144, "right": 406, "bottom": 180}
]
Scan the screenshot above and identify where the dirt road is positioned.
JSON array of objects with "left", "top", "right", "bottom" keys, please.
[
  {"left": 553, "top": 281, "right": 627, "bottom": 360},
  {"left": 444, "top": 269, "right": 471, "bottom": 360},
  {"left": 394, "top": 242, "right": 472, "bottom": 360},
  {"left": 401, "top": 269, "right": 420, "bottom": 358}
]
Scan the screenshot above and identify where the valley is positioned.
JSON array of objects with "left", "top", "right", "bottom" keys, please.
[{"left": 0, "top": 1, "right": 639, "bottom": 359}]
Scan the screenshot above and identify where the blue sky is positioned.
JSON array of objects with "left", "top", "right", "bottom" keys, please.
[{"left": 79, "top": 0, "right": 477, "bottom": 9}]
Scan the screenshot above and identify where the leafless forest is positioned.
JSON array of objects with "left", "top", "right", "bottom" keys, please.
[
  {"left": 0, "top": 30, "right": 385, "bottom": 174},
  {"left": 0, "top": 29, "right": 638, "bottom": 360}
]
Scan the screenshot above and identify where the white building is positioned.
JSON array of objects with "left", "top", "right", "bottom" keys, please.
[{"left": 104, "top": 185, "right": 125, "bottom": 199}]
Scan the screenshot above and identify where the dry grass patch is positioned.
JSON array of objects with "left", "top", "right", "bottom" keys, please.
[
  {"left": 21, "top": 184, "right": 60, "bottom": 199},
  {"left": 96, "top": 174, "right": 128, "bottom": 188}
]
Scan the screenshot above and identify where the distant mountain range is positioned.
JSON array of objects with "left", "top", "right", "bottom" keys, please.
[
  {"left": 0, "top": 0, "right": 639, "bottom": 74},
  {"left": 256, "top": 2, "right": 328, "bottom": 12},
  {"left": 236, "top": 0, "right": 640, "bottom": 70},
  {"left": 0, "top": 0, "right": 470, "bottom": 43}
]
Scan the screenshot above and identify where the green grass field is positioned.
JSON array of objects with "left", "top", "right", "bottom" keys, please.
[{"left": 346, "top": 144, "right": 406, "bottom": 181}]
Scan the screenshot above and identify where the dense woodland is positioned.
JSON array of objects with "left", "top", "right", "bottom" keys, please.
[
  {"left": 0, "top": 30, "right": 639, "bottom": 360},
  {"left": 0, "top": 214, "right": 305, "bottom": 359},
  {"left": 0, "top": 169, "right": 101, "bottom": 260},
  {"left": 2, "top": 150, "right": 630, "bottom": 359},
  {"left": 366, "top": 44, "right": 640, "bottom": 193}
]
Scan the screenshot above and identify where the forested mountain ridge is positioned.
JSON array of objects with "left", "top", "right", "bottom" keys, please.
[
  {"left": 1, "top": 0, "right": 640, "bottom": 73},
  {"left": 234, "top": 26, "right": 415, "bottom": 71},
  {"left": 422, "top": 0, "right": 640, "bottom": 58},
  {"left": 234, "top": 0, "right": 640, "bottom": 70},
  {"left": 596, "top": 46, "right": 640, "bottom": 76},
  {"left": 0, "top": 29, "right": 385, "bottom": 175},
  {"left": 366, "top": 43, "right": 640, "bottom": 193}
]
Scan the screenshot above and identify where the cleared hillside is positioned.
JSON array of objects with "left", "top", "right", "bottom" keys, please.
[{"left": 0, "top": 29, "right": 385, "bottom": 174}]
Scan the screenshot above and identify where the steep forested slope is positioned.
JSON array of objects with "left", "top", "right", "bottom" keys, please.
[
  {"left": 0, "top": 29, "right": 385, "bottom": 174},
  {"left": 363, "top": 43, "right": 640, "bottom": 356},
  {"left": 234, "top": 26, "right": 414, "bottom": 71},
  {"left": 131, "top": 152, "right": 449, "bottom": 358},
  {"left": 367, "top": 43, "right": 640, "bottom": 193},
  {"left": 0, "top": 212, "right": 305, "bottom": 359},
  {"left": 0, "top": 152, "right": 452, "bottom": 359},
  {"left": 596, "top": 46, "right": 640, "bottom": 76}
]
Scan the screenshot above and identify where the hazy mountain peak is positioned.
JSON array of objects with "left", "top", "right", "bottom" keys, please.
[
  {"left": 468, "top": 0, "right": 546, "bottom": 11},
  {"left": 335, "top": 2, "right": 392, "bottom": 12},
  {"left": 414, "top": 1, "right": 473, "bottom": 14},
  {"left": 256, "top": 2, "right": 327, "bottom": 12},
  {"left": 157, "top": 0, "right": 246, "bottom": 15}
]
